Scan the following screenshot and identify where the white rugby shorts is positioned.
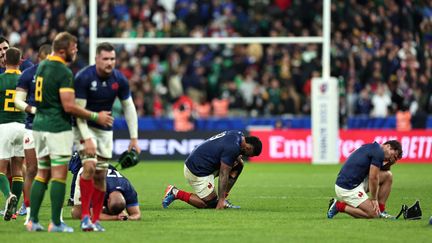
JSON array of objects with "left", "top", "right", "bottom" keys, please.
[
  {"left": 0, "top": 122, "right": 25, "bottom": 159},
  {"left": 33, "top": 130, "right": 73, "bottom": 158},
  {"left": 184, "top": 164, "right": 218, "bottom": 199},
  {"left": 23, "top": 128, "right": 35, "bottom": 150},
  {"left": 73, "top": 126, "right": 113, "bottom": 159},
  {"left": 335, "top": 178, "right": 369, "bottom": 207}
]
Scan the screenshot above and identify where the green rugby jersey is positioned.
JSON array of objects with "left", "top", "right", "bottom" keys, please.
[
  {"left": 0, "top": 69, "right": 25, "bottom": 124},
  {"left": 32, "top": 55, "right": 74, "bottom": 132}
]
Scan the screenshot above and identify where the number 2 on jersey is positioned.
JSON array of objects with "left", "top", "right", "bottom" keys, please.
[
  {"left": 35, "top": 76, "right": 43, "bottom": 102},
  {"left": 3, "top": 90, "right": 19, "bottom": 112},
  {"left": 106, "top": 169, "right": 123, "bottom": 178}
]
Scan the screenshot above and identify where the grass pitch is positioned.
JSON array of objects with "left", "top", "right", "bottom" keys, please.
[{"left": 1, "top": 162, "right": 431, "bottom": 242}]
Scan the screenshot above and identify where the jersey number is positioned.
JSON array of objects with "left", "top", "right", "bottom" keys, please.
[
  {"left": 106, "top": 169, "right": 123, "bottom": 178},
  {"left": 3, "top": 90, "right": 20, "bottom": 112},
  {"left": 35, "top": 76, "right": 43, "bottom": 102},
  {"left": 209, "top": 131, "right": 227, "bottom": 141}
]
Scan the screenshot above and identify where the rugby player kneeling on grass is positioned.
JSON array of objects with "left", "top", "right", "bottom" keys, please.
[
  {"left": 162, "top": 130, "right": 262, "bottom": 210},
  {"left": 327, "top": 140, "right": 403, "bottom": 219},
  {"left": 69, "top": 155, "right": 141, "bottom": 221}
]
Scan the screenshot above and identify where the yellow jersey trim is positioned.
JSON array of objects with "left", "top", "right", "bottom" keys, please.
[
  {"left": 59, "top": 88, "right": 75, "bottom": 93},
  {"left": 4, "top": 69, "right": 21, "bottom": 74},
  {"left": 47, "top": 55, "right": 66, "bottom": 64}
]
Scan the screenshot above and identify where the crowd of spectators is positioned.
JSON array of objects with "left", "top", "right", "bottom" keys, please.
[{"left": 1, "top": 0, "right": 432, "bottom": 128}]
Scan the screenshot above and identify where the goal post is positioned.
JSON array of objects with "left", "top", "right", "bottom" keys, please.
[{"left": 89, "top": 0, "right": 339, "bottom": 164}]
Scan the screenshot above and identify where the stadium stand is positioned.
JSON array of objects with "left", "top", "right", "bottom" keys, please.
[{"left": 1, "top": 0, "right": 432, "bottom": 129}]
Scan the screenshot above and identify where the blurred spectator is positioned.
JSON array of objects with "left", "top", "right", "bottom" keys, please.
[
  {"left": 173, "top": 103, "right": 194, "bottom": 131},
  {"left": 221, "top": 80, "right": 246, "bottom": 116},
  {"left": 355, "top": 88, "right": 372, "bottom": 116},
  {"left": 212, "top": 97, "right": 229, "bottom": 117},
  {"left": 396, "top": 107, "right": 412, "bottom": 131},
  {"left": 194, "top": 97, "right": 211, "bottom": 119},
  {"left": 370, "top": 83, "right": 392, "bottom": 117},
  {"left": 411, "top": 107, "right": 428, "bottom": 129}
]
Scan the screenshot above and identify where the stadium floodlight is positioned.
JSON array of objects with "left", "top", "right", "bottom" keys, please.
[{"left": 89, "top": 0, "right": 338, "bottom": 164}]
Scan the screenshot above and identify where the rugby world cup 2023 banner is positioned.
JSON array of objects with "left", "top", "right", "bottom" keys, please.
[{"left": 249, "top": 130, "right": 432, "bottom": 163}]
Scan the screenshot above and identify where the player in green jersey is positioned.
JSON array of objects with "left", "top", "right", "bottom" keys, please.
[
  {"left": 26, "top": 32, "right": 113, "bottom": 233},
  {"left": 0, "top": 47, "right": 26, "bottom": 221}
]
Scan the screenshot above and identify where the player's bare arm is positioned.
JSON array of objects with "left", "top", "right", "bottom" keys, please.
[
  {"left": 368, "top": 164, "right": 380, "bottom": 214},
  {"left": 59, "top": 90, "right": 113, "bottom": 127},
  {"left": 99, "top": 211, "right": 128, "bottom": 221},
  {"left": 216, "top": 162, "right": 232, "bottom": 209},
  {"left": 125, "top": 205, "right": 141, "bottom": 220}
]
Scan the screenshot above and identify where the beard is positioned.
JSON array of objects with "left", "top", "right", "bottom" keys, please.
[{"left": 65, "top": 52, "right": 76, "bottom": 63}]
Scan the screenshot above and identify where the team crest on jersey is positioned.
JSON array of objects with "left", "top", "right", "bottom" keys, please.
[
  {"left": 111, "top": 82, "right": 119, "bottom": 91},
  {"left": 90, "top": 80, "right": 98, "bottom": 91}
]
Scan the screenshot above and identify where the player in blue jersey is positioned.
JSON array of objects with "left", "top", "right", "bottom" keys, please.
[
  {"left": 327, "top": 140, "right": 402, "bottom": 219},
  {"left": 14, "top": 44, "right": 52, "bottom": 224},
  {"left": 0, "top": 36, "right": 33, "bottom": 74},
  {"left": 162, "top": 130, "right": 262, "bottom": 210},
  {"left": 68, "top": 155, "right": 140, "bottom": 221},
  {"left": 73, "top": 42, "right": 140, "bottom": 231}
]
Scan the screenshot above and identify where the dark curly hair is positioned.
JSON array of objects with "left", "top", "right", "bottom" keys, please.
[
  {"left": 245, "top": 136, "right": 262, "bottom": 156},
  {"left": 383, "top": 140, "right": 403, "bottom": 159}
]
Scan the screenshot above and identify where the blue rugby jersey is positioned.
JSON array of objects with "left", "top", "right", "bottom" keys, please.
[
  {"left": 104, "top": 167, "right": 139, "bottom": 208},
  {"left": 74, "top": 65, "right": 130, "bottom": 130},
  {"left": 16, "top": 64, "right": 38, "bottom": 129},
  {"left": 335, "top": 142, "right": 384, "bottom": 190},
  {"left": 185, "top": 130, "right": 243, "bottom": 176},
  {"left": 70, "top": 163, "right": 138, "bottom": 208}
]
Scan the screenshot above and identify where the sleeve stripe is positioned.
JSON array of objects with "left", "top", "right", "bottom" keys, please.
[
  {"left": 126, "top": 203, "right": 140, "bottom": 207},
  {"left": 59, "top": 88, "right": 75, "bottom": 92}
]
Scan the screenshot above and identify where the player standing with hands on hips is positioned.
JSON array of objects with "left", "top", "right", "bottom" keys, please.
[{"left": 73, "top": 42, "right": 140, "bottom": 232}]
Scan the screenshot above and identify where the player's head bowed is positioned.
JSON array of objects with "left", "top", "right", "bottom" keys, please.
[{"left": 243, "top": 136, "right": 262, "bottom": 157}]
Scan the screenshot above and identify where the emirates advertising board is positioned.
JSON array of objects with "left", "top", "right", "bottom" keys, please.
[{"left": 249, "top": 130, "right": 432, "bottom": 163}]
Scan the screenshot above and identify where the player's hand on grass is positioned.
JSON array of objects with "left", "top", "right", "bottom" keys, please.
[
  {"left": 97, "top": 111, "right": 114, "bottom": 127},
  {"left": 117, "top": 212, "right": 129, "bottom": 221},
  {"left": 216, "top": 199, "right": 226, "bottom": 210}
]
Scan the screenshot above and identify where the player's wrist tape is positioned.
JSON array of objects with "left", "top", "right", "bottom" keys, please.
[
  {"left": 90, "top": 112, "right": 98, "bottom": 121},
  {"left": 30, "top": 106, "right": 36, "bottom": 114}
]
